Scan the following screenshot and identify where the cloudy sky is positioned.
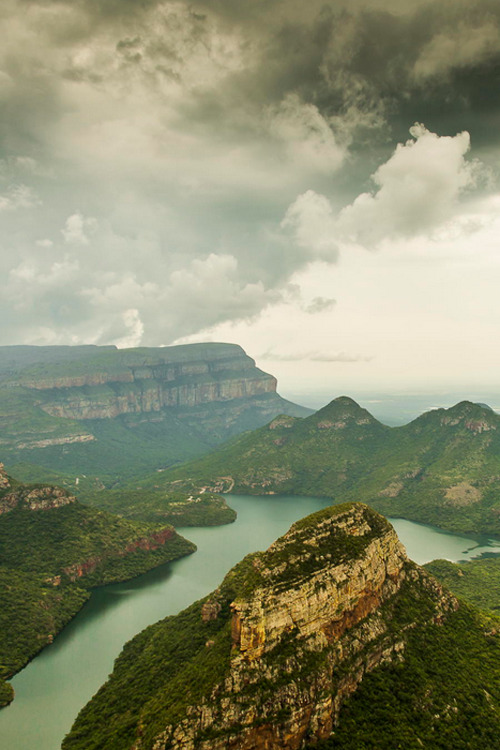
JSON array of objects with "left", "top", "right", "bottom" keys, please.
[{"left": 2, "top": 0, "right": 500, "bottom": 397}]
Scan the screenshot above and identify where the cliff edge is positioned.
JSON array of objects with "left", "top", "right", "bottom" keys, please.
[{"left": 63, "top": 503, "right": 458, "bottom": 750}]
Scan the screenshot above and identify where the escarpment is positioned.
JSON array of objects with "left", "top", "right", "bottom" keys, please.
[
  {"left": 0, "top": 344, "right": 310, "bottom": 473},
  {"left": 63, "top": 503, "right": 458, "bottom": 750}
]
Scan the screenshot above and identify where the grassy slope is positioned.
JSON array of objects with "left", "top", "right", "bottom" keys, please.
[
  {"left": 0, "top": 474, "right": 196, "bottom": 705},
  {"left": 128, "top": 397, "right": 500, "bottom": 536}
]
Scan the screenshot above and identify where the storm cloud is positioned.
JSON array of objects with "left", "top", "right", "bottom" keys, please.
[{"left": 1, "top": 0, "right": 500, "bottom": 347}]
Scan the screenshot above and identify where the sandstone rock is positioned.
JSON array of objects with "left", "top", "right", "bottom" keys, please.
[{"left": 142, "top": 504, "right": 457, "bottom": 750}]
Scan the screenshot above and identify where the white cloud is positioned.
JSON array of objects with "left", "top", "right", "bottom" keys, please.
[
  {"left": 280, "top": 124, "right": 480, "bottom": 256},
  {"left": 336, "top": 124, "right": 477, "bottom": 246},
  {"left": 259, "top": 349, "right": 371, "bottom": 362},
  {"left": 166, "top": 253, "right": 280, "bottom": 329},
  {"left": 413, "top": 22, "right": 500, "bottom": 81},
  {"left": 281, "top": 190, "right": 338, "bottom": 260},
  {"left": 114, "top": 308, "right": 145, "bottom": 349},
  {"left": 304, "top": 297, "right": 337, "bottom": 314},
  {"left": 268, "top": 94, "right": 346, "bottom": 174},
  {"left": 0, "top": 184, "right": 40, "bottom": 211},
  {"left": 61, "top": 212, "right": 96, "bottom": 245}
]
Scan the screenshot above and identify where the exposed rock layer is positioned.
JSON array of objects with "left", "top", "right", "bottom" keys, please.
[
  {"left": 63, "top": 503, "right": 457, "bottom": 750},
  {"left": 17, "top": 345, "right": 278, "bottom": 420},
  {"left": 151, "top": 505, "right": 456, "bottom": 750}
]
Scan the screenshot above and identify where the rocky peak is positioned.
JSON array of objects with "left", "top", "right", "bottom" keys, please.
[
  {"left": 0, "top": 483, "right": 76, "bottom": 515},
  {"left": 309, "top": 396, "right": 380, "bottom": 430},
  {"left": 413, "top": 401, "right": 499, "bottom": 434},
  {"left": 70, "top": 504, "right": 457, "bottom": 750}
]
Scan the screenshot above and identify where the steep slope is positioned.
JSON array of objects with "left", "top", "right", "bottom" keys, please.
[
  {"left": 137, "top": 397, "right": 500, "bottom": 535},
  {"left": 62, "top": 503, "right": 467, "bottom": 750},
  {"left": 0, "top": 464, "right": 195, "bottom": 706},
  {"left": 425, "top": 556, "right": 500, "bottom": 616},
  {"left": 0, "top": 343, "right": 310, "bottom": 483}
]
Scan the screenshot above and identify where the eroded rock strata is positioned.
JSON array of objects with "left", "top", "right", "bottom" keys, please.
[{"left": 63, "top": 503, "right": 457, "bottom": 750}]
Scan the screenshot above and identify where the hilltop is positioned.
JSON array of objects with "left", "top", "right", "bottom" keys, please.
[
  {"left": 63, "top": 502, "right": 500, "bottom": 750},
  {"left": 116, "top": 397, "right": 500, "bottom": 535},
  {"left": 0, "top": 464, "right": 195, "bottom": 706}
]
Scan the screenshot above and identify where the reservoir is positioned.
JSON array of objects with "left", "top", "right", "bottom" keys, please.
[{"left": 1, "top": 494, "right": 499, "bottom": 750}]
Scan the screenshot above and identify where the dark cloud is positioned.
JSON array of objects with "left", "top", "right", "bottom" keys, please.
[{"left": 1, "top": 0, "right": 500, "bottom": 346}]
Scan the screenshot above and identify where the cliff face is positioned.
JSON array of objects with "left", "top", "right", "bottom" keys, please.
[
  {"left": 15, "top": 344, "right": 278, "bottom": 420},
  {"left": 151, "top": 505, "right": 455, "bottom": 750},
  {"left": 63, "top": 504, "right": 457, "bottom": 750},
  {"left": 0, "top": 345, "right": 309, "bottom": 475}
]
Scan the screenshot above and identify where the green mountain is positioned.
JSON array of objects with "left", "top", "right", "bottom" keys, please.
[
  {"left": 0, "top": 343, "right": 310, "bottom": 486},
  {"left": 118, "top": 397, "right": 500, "bottom": 535},
  {"left": 0, "top": 464, "right": 195, "bottom": 706},
  {"left": 62, "top": 503, "right": 500, "bottom": 750}
]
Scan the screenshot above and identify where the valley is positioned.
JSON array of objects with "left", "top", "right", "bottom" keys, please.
[
  {"left": 3, "top": 347, "right": 500, "bottom": 749},
  {"left": 130, "top": 396, "right": 500, "bottom": 536},
  {"left": 1, "top": 494, "right": 497, "bottom": 750}
]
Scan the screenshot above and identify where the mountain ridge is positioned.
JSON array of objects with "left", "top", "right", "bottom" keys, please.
[
  {"left": 117, "top": 397, "right": 500, "bottom": 535},
  {"left": 0, "top": 463, "right": 196, "bottom": 706}
]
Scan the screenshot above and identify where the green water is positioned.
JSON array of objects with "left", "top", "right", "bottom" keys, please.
[{"left": 1, "top": 494, "right": 499, "bottom": 750}]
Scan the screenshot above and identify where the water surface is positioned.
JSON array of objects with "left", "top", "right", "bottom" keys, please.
[{"left": 1, "top": 494, "right": 498, "bottom": 750}]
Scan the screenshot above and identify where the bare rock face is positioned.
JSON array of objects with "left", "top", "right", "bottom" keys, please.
[
  {"left": 0, "top": 483, "right": 76, "bottom": 515},
  {"left": 20, "top": 345, "right": 278, "bottom": 421},
  {"left": 130, "top": 504, "right": 457, "bottom": 750}
]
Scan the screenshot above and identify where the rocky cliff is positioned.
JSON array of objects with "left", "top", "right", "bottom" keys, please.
[
  {"left": 63, "top": 503, "right": 457, "bottom": 750},
  {"left": 0, "top": 344, "right": 310, "bottom": 479},
  {"left": 10, "top": 343, "right": 278, "bottom": 420}
]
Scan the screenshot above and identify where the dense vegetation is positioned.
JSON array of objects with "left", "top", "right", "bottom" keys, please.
[
  {"left": 0, "top": 469, "right": 196, "bottom": 705},
  {"left": 313, "top": 606, "right": 500, "bottom": 750},
  {"left": 425, "top": 557, "right": 500, "bottom": 615},
  {"left": 133, "top": 397, "right": 500, "bottom": 536}
]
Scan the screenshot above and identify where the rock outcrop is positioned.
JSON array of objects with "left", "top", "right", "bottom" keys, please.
[
  {"left": 0, "top": 344, "right": 310, "bottom": 466},
  {"left": 63, "top": 503, "right": 457, "bottom": 750},
  {"left": 0, "top": 481, "right": 75, "bottom": 515},
  {"left": 15, "top": 344, "right": 279, "bottom": 420}
]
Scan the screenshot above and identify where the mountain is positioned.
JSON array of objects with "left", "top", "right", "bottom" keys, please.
[
  {"left": 63, "top": 502, "right": 500, "bottom": 750},
  {"left": 128, "top": 397, "right": 500, "bottom": 535},
  {"left": 0, "top": 343, "right": 311, "bottom": 484},
  {"left": 0, "top": 464, "right": 195, "bottom": 706}
]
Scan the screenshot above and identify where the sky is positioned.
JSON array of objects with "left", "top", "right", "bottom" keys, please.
[{"left": 2, "top": 0, "right": 500, "bottom": 398}]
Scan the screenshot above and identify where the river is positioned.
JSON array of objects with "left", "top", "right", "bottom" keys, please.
[{"left": 1, "top": 494, "right": 500, "bottom": 750}]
